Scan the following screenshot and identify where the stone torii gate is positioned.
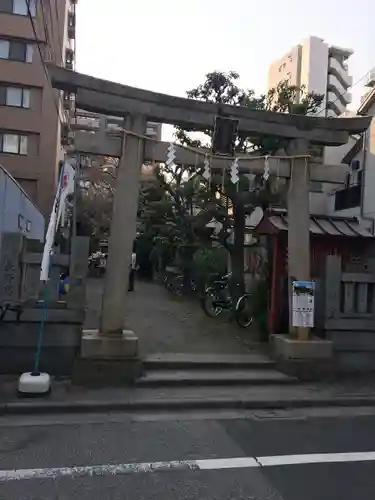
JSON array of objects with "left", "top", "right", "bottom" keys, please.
[{"left": 47, "top": 64, "right": 371, "bottom": 381}]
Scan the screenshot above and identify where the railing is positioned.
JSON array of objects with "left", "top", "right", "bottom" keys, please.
[
  {"left": 340, "top": 274, "right": 375, "bottom": 315},
  {"left": 327, "top": 75, "right": 352, "bottom": 104},
  {"left": 328, "top": 57, "right": 353, "bottom": 88}
]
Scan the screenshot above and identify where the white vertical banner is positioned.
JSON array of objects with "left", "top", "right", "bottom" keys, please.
[
  {"left": 57, "top": 160, "right": 76, "bottom": 227},
  {"left": 40, "top": 160, "right": 76, "bottom": 281}
]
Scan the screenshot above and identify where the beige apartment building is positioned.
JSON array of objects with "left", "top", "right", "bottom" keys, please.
[
  {"left": 0, "top": 0, "right": 76, "bottom": 216},
  {"left": 268, "top": 36, "right": 353, "bottom": 117}
]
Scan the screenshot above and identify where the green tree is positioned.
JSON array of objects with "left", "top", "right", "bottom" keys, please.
[
  {"left": 76, "top": 178, "right": 113, "bottom": 248},
  {"left": 138, "top": 163, "right": 208, "bottom": 283},
  {"left": 174, "top": 72, "right": 324, "bottom": 303}
]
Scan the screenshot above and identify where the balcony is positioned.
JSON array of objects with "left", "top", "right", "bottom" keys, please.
[
  {"left": 328, "top": 57, "right": 353, "bottom": 89},
  {"left": 327, "top": 92, "right": 348, "bottom": 116},
  {"left": 63, "top": 92, "right": 75, "bottom": 111},
  {"left": 327, "top": 75, "right": 352, "bottom": 105},
  {"left": 61, "top": 123, "right": 74, "bottom": 147},
  {"left": 65, "top": 48, "right": 74, "bottom": 70},
  {"left": 334, "top": 184, "right": 362, "bottom": 211},
  {"left": 67, "top": 11, "right": 75, "bottom": 39}
]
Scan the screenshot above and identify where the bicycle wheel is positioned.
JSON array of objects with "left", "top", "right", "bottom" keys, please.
[
  {"left": 202, "top": 288, "right": 223, "bottom": 317},
  {"left": 235, "top": 294, "right": 253, "bottom": 328},
  {"left": 173, "top": 276, "right": 184, "bottom": 295},
  {"left": 164, "top": 276, "right": 174, "bottom": 292}
]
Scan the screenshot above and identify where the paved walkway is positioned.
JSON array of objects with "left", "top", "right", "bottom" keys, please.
[{"left": 84, "top": 278, "right": 264, "bottom": 356}]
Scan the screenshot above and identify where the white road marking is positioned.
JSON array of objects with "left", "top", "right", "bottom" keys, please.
[
  {"left": 2, "top": 451, "right": 375, "bottom": 482},
  {"left": 196, "top": 457, "right": 259, "bottom": 470},
  {"left": 257, "top": 451, "right": 375, "bottom": 467}
]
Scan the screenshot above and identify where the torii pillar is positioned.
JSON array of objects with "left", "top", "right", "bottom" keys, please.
[
  {"left": 286, "top": 138, "right": 311, "bottom": 340},
  {"left": 76, "top": 114, "right": 145, "bottom": 385}
]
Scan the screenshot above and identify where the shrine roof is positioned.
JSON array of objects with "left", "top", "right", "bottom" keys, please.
[{"left": 254, "top": 209, "right": 373, "bottom": 238}]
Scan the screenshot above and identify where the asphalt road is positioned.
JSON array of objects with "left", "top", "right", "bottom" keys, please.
[{"left": 2, "top": 409, "right": 375, "bottom": 499}]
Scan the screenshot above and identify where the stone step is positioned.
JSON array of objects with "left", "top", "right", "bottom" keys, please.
[
  {"left": 143, "top": 353, "right": 275, "bottom": 371},
  {"left": 136, "top": 368, "right": 297, "bottom": 387},
  {"left": 5, "top": 383, "right": 375, "bottom": 415}
]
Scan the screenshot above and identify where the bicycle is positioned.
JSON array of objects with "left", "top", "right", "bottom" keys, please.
[
  {"left": 202, "top": 274, "right": 253, "bottom": 328},
  {"left": 164, "top": 274, "right": 197, "bottom": 296}
]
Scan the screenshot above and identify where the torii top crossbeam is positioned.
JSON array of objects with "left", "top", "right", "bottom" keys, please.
[{"left": 47, "top": 65, "right": 371, "bottom": 146}]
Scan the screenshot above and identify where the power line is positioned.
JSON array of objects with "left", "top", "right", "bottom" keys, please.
[
  {"left": 25, "top": 0, "right": 66, "bottom": 125},
  {"left": 40, "top": 0, "right": 56, "bottom": 63}
]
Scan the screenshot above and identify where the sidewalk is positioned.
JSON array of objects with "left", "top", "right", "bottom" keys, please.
[{"left": 84, "top": 278, "right": 264, "bottom": 356}]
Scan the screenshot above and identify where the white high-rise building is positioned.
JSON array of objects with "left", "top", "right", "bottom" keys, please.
[{"left": 268, "top": 36, "right": 353, "bottom": 117}]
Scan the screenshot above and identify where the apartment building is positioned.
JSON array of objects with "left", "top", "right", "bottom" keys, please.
[
  {"left": 0, "top": 0, "right": 76, "bottom": 216},
  {"left": 268, "top": 36, "right": 353, "bottom": 117},
  {"left": 323, "top": 70, "right": 375, "bottom": 225}
]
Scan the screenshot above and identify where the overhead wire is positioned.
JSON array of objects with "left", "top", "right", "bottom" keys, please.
[
  {"left": 38, "top": 0, "right": 54, "bottom": 63},
  {"left": 25, "top": 0, "right": 67, "bottom": 125}
]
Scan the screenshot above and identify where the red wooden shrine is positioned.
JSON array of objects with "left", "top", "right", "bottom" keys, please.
[{"left": 253, "top": 209, "right": 374, "bottom": 334}]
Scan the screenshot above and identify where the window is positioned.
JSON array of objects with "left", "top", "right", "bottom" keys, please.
[
  {"left": 0, "top": 40, "right": 9, "bottom": 59},
  {"left": 12, "top": 0, "right": 36, "bottom": 16},
  {"left": 5, "top": 86, "right": 30, "bottom": 108},
  {"left": 334, "top": 184, "right": 362, "bottom": 211},
  {"left": 0, "top": 39, "right": 33, "bottom": 63},
  {"left": 0, "top": 0, "right": 12, "bottom": 13},
  {"left": 310, "top": 181, "right": 323, "bottom": 193},
  {"left": 0, "top": 133, "right": 28, "bottom": 155}
]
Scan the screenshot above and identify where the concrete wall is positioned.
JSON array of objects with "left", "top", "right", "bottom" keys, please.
[
  {"left": 300, "top": 37, "right": 329, "bottom": 115},
  {"left": 268, "top": 45, "right": 302, "bottom": 90}
]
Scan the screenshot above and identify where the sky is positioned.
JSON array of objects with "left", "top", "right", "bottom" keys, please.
[{"left": 75, "top": 0, "right": 375, "bottom": 140}]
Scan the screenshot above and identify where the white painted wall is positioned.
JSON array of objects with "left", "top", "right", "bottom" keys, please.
[
  {"left": 300, "top": 37, "right": 329, "bottom": 115},
  {"left": 362, "top": 111, "right": 375, "bottom": 220}
]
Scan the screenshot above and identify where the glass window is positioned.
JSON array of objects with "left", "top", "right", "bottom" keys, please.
[
  {"left": 0, "top": 86, "right": 6, "bottom": 105},
  {"left": 0, "top": 40, "right": 10, "bottom": 59},
  {"left": 5, "top": 87, "right": 30, "bottom": 108},
  {"left": 12, "top": 0, "right": 35, "bottom": 16},
  {"left": 22, "top": 88, "right": 30, "bottom": 108},
  {"left": 6, "top": 87, "right": 22, "bottom": 106},
  {"left": 9, "top": 41, "right": 26, "bottom": 61},
  {"left": 1, "top": 134, "right": 28, "bottom": 154},
  {"left": 0, "top": 0, "right": 13, "bottom": 14},
  {"left": 19, "top": 135, "right": 27, "bottom": 155},
  {"left": 26, "top": 44, "right": 33, "bottom": 63},
  {"left": 3, "top": 134, "right": 19, "bottom": 154}
]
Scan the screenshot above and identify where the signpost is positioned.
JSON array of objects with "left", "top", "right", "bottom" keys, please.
[{"left": 292, "top": 280, "right": 315, "bottom": 335}]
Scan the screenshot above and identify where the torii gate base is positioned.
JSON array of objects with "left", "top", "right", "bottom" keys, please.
[{"left": 72, "top": 329, "right": 142, "bottom": 386}]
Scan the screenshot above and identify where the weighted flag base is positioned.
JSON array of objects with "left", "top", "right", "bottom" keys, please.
[{"left": 17, "top": 372, "right": 51, "bottom": 397}]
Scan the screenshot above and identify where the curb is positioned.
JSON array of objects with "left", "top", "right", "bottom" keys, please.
[{"left": 2, "top": 396, "right": 375, "bottom": 415}]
